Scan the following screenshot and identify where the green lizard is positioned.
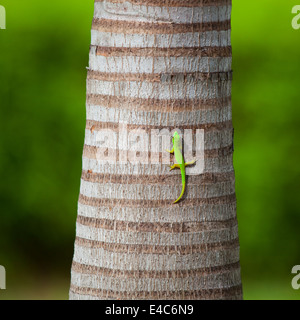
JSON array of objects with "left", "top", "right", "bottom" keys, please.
[{"left": 166, "top": 131, "right": 196, "bottom": 204}]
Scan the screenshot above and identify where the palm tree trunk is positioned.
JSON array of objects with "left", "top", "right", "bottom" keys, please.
[{"left": 69, "top": 0, "right": 242, "bottom": 300}]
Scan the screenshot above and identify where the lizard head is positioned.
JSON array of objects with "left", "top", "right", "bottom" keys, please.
[
  {"left": 173, "top": 131, "right": 180, "bottom": 141},
  {"left": 173, "top": 131, "right": 181, "bottom": 146}
]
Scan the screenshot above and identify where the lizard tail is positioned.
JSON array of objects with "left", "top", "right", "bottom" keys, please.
[{"left": 174, "top": 183, "right": 186, "bottom": 204}]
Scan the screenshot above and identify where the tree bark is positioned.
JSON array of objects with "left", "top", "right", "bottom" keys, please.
[{"left": 69, "top": 0, "right": 242, "bottom": 300}]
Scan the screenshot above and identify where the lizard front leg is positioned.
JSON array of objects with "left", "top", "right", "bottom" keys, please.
[
  {"left": 166, "top": 147, "right": 174, "bottom": 154},
  {"left": 169, "top": 164, "right": 180, "bottom": 171},
  {"left": 185, "top": 159, "right": 197, "bottom": 166}
]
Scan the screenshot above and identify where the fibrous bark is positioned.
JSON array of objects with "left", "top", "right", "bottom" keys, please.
[{"left": 69, "top": 0, "right": 242, "bottom": 300}]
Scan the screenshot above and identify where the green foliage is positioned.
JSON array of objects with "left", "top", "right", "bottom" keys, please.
[
  {"left": 0, "top": 0, "right": 94, "bottom": 283},
  {"left": 0, "top": 0, "right": 299, "bottom": 299},
  {"left": 232, "top": 1, "right": 300, "bottom": 291}
]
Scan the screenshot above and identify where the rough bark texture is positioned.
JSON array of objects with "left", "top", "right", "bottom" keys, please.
[{"left": 69, "top": 0, "right": 242, "bottom": 300}]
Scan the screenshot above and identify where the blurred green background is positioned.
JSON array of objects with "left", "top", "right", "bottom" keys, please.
[{"left": 0, "top": 0, "right": 299, "bottom": 300}]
